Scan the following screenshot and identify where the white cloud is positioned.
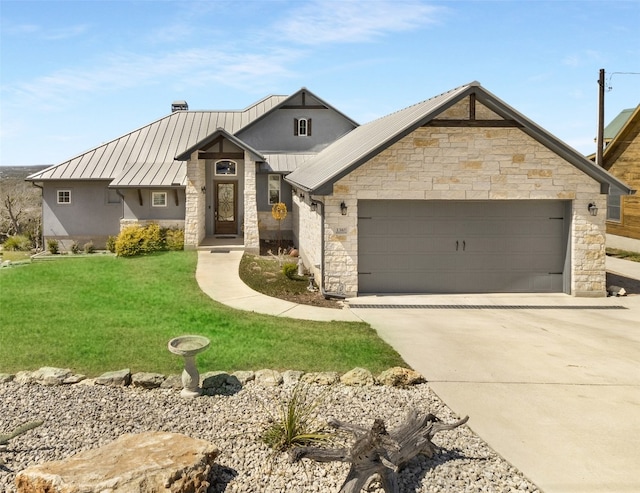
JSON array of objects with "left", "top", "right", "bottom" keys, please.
[
  {"left": 1, "top": 47, "right": 302, "bottom": 111},
  {"left": 278, "top": 0, "right": 444, "bottom": 45}
]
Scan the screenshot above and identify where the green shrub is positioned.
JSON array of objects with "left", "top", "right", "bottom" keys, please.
[
  {"left": 83, "top": 241, "right": 95, "bottom": 254},
  {"left": 282, "top": 262, "right": 298, "bottom": 280},
  {"left": 115, "top": 224, "right": 163, "bottom": 257},
  {"left": 3, "top": 235, "right": 31, "bottom": 251},
  {"left": 70, "top": 241, "right": 80, "bottom": 254},
  {"left": 47, "top": 239, "right": 59, "bottom": 254},
  {"left": 106, "top": 236, "right": 117, "bottom": 253},
  {"left": 164, "top": 228, "right": 184, "bottom": 251}
]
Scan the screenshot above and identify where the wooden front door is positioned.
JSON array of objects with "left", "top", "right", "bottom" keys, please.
[{"left": 214, "top": 181, "right": 237, "bottom": 235}]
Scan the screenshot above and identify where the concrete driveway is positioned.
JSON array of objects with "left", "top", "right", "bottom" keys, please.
[{"left": 348, "top": 289, "right": 640, "bottom": 493}]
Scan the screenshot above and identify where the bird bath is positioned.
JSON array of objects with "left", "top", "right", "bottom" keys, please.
[{"left": 168, "top": 335, "right": 210, "bottom": 398}]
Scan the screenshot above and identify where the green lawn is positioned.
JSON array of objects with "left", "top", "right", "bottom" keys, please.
[{"left": 0, "top": 251, "right": 405, "bottom": 377}]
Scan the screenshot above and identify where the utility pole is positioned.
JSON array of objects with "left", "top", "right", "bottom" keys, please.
[{"left": 596, "top": 68, "right": 605, "bottom": 167}]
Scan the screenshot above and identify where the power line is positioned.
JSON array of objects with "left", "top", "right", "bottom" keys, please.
[{"left": 606, "top": 72, "right": 640, "bottom": 92}]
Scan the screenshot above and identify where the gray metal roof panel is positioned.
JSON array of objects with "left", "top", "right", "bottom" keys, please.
[
  {"left": 262, "top": 153, "right": 317, "bottom": 172},
  {"left": 27, "top": 96, "right": 288, "bottom": 183}
]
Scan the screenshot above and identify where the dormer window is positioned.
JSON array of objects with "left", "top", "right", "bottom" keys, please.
[{"left": 294, "top": 118, "right": 312, "bottom": 136}]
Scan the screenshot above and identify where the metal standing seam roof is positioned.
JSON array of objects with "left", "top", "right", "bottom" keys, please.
[
  {"left": 285, "top": 81, "right": 635, "bottom": 196},
  {"left": 604, "top": 107, "right": 636, "bottom": 141},
  {"left": 261, "top": 153, "right": 318, "bottom": 173},
  {"left": 26, "top": 95, "right": 289, "bottom": 184}
]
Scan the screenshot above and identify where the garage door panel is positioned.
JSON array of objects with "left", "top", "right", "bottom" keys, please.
[{"left": 358, "top": 200, "right": 568, "bottom": 294}]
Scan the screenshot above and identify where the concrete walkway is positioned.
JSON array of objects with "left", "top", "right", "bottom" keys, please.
[{"left": 196, "top": 249, "right": 640, "bottom": 493}]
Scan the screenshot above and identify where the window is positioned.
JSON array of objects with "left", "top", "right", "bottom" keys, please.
[
  {"left": 57, "top": 190, "right": 71, "bottom": 204},
  {"left": 268, "top": 174, "right": 281, "bottom": 204},
  {"left": 152, "top": 191, "right": 167, "bottom": 207},
  {"left": 607, "top": 194, "right": 621, "bottom": 222},
  {"left": 215, "top": 160, "right": 237, "bottom": 175},
  {"left": 294, "top": 118, "right": 312, "bottom": 136},
  {"left": 106, "top": 189, "right": 122, "bottom": 204}
]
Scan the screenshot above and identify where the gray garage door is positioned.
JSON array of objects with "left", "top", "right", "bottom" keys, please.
[{"left": 358, "top": 200, "right": 569, "bottom": 294}]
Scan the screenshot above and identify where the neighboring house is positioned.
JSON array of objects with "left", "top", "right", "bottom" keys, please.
[
  {"left": 28, "top": 82, "right": 634, "bottom": 297},
  {"left": 597, "top": 105, "right": 640, "bottom": 250}
]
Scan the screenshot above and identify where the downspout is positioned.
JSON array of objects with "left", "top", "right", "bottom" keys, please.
[
  {"left": 31, "top": 182, "right": 44, "bottom": 251},
  {"left": 318, "top": 199, "right": 346, "bottom": 300}
]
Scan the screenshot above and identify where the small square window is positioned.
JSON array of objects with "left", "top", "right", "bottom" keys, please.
[
  {"left": 268, "top": 174, "right": 281, "bottom": 205},
  {"left": 152, "top": 191, "right": 167, "bottom": 207},
  {"left": 57, "top": 190, "right": 71, "bottom": 204}
]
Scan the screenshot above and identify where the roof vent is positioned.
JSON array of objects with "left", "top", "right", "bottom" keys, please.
[{"left": 171, "top": 100, "right": 188, "bottom": 112}]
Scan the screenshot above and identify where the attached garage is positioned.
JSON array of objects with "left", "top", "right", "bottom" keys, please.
[
  {"left": 358, "top": 200, "right": 570, "bottom": 294},
  {"left": 286, "top": 82, "right": 635, "bottom": 297}
]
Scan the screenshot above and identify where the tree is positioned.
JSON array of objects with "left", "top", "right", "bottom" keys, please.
[{"left": 0, "top": 170, "right": 42, "bottom": 247}]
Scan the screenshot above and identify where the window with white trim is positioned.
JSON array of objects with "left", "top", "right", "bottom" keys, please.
[
  {"left": 152, "top": 191, "right": 167, "bottom": 207},
  {"left": 294, "top": 118, "right": 312, "bottom": 136},
  {"left": 268, "top": 174, "right": 281, "bottom": 205},
  {"left": 57, "top": 190, "right": 71, "bottom": 204},
  {"left": 215, "top": 160, "right": 237, "bottom": 175}
]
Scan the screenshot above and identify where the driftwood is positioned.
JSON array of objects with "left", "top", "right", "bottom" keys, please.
[{"left": 289, "top": 410, "right": 469, "bottom": 493}]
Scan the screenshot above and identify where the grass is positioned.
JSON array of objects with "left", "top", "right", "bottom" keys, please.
[
  {"left": 0, "top": 251, "right": 406, "bottom": 377},
  {"left": 607, "top": 248, "right": 640, "bottom": 263},
  {"left": 0, "top": 250, "right": 32, "bottom": 262}
]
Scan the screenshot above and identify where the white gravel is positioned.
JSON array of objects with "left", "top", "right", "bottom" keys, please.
[{"left": 0, "top": 381, "right": 540, "bottom": 492}]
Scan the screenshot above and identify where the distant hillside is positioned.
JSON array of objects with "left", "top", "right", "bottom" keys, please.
[{"left": 0, "top": 165, "right": 51, "bottom": 181}]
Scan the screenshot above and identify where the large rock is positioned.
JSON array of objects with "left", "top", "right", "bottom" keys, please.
[
  {"left": 254, "top": 369, "right": 282, "bottom": 387},
  {"left": 300, "top": 371, "right": 339, "bottom": 385},
  {"left": 95, "top": 369, "right": 131, "bottom": 387},
  {"left": 15, "top": 431, "right": 219, "bottom": 493},
  {"left": 282, "top": 370, "right": 304, "bottom": 386},
  {"left": 0, "top": 373, "right": 14, "bottom": 383},
  {"left": 201, "top": 371, "right": 241, "bottom": 395},
  {"left": 131, "top": 372, "right": 165, "bottom": 389},
  {"left": 13, "top": 368, "right": 85, "bottom": 386},
  {"left": 340, "top": 367, "right": 375, "bottom": 386},
  {"left": 377, "top": 367, "right": 426, "bottom": 387}
]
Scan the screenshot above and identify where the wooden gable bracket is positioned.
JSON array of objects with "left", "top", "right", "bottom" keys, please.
[
  {"left": 424, "top": 93, "right": 522, "bottom": 128},
  {"left": 199, "top": 137, "right": 243, "bottom": 160},
  {"left": 137, "top": 189, "right": 143, "bottom": 206},
  {"left": 174, "top": 189, "right": 179, "bottom": 206}
]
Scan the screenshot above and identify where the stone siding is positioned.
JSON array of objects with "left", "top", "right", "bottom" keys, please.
[
  {"left": 243, "top": 155, "right": 260, "bottom": 254},
  {"left": 323, "top": 122, "right": 605, "bottom": 296},
  {"left": 184, "top": 154, "right": 205, "bottom": 248},
  {"left": 292, "top": 194, "right": 323, "bottom": 283}
]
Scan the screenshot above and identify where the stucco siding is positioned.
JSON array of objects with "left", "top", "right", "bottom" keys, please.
[
  {"left": 323, "top": 126, "right": 605, "bottom": 297},
  {"left": 42, "top": 181, "right": 122, "bottom": 249},
  {"left": 121, "top": 188, "right": 185, "bottom": 221}
]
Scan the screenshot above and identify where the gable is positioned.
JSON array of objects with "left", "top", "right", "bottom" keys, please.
[
  {"left": 286, "top": 82, "right": 634, "bottom": 197},
  {"left": 603, "top": 105, "right": 640, "bottom": 190}
]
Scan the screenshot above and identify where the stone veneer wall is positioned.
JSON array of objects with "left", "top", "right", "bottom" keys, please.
[
  {"left": 184, "top": 154, "right": 205, "bottom": 248},
  {"left": 323, "top": 123, "right": 606, "bottom": 297},
  {"left": 243, "top": 154, "right": 260, "bottom": 254},
  {"left": 292, "top": 194, "right": 323, "bottom": 282}
]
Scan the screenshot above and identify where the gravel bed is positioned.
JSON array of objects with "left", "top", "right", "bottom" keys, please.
[{"left": 0, "top": 382, "right": 540, "bottom": 492}]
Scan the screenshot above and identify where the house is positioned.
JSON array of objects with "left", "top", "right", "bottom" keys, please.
[
  {"left": 597, "top": 105, "right": 640, "bottom": 252},
  {"left": 28, "top": 82, "right": 634, "bottom": 297}
]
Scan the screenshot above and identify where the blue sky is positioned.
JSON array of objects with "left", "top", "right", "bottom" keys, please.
[{"left": 1, "top": 0, "right": 638, "bottom": 166}]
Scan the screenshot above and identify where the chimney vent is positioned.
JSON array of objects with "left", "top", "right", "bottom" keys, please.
[{"left": 171, "top": 100, "right": 188, "bottom": 112}]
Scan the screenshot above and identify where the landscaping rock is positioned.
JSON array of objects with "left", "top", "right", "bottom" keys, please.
[
  {"left": 231, "top": 370, "right": 255, "bottom": 385},
  {"left": 301, "top": 371, "right": 339, "bottom": 385},
  {"left": 160, "top": 374, "right": 183, "bottom": 389},
  {"left": 340, "top": 367, "right": 375, "bottom": 386},
  {"left": 254, "top": 369, "right": 282, "bottom": 387},
  {"left": 15, "top": 431, "right": 219, "bottom": 493},
  {"left": 12, "top": 368, "right": 83, "bottom": 386},
  {"left": 377, "top": 367, "right": 426, "bottom": 387},
  {"left": 95, "top": 369, "right": 131, "bottom": 387},
  {"left": 131, "top": 372, "right": 165, "bottom": 389},
  {"left": 201, "top": 372, "right": 242, "bottom": 395},
  {"left": 0, "top": 374, "right": 14, "bottom": 383},
  {"left": 282, "top": 370, "right": 304, "bottom": 386}
]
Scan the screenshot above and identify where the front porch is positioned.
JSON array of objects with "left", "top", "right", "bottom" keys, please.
[{"left": 197, "top": 235, "right": 245, "bottom": 252}]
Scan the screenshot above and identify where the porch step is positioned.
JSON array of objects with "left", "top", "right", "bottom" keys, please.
[{"left": 197, "top": 236, "right": 245, "bottom": 252}]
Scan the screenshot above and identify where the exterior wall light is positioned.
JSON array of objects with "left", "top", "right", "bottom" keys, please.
[
  {"left": 340, "top": 201, "right": 348, "bottom": 215},
  {"left": 310, "top": 202, "right": 317, "bottom": 212},
  {"left": 201, "top": 186, "right": 206, "bottom": 194},
  {"left": 588, "top": 203, "right": 598, "bottom": 216}
]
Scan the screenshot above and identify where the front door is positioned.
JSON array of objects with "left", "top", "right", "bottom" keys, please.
[{"left": 214, "top": 181, "right": 237, "bottom": 235}]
